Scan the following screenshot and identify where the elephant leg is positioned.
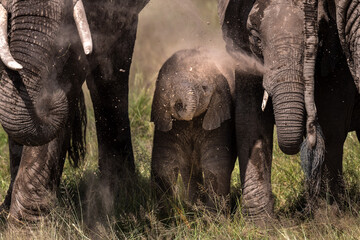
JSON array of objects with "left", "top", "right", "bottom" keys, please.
[
  {"left": 0, "top": 137, "right": 23, "bottom": 213},
  {"left": 179, "top": 162, "right": 203, "bottom": 204},
  {"left": 316, "top": 74, "right": 356, "bottom": 203},
  {"left": 8, "top": 130, "right": 68, "bottom": 222},
  {"left": 85, "top": 17, "right": 139, "bottom": 189},
  {"left": 236, "top": 73, "right": 274, "bottom": 219},
  {"left": 151, "top": 130, "right": 183, "bottom": 211},
  {"left": 315, "top": 108, "right": 348, "bottom": 208},
  {"left": 87, "top": 71, "right": 134, "bottom": 186},
  {"left": 323, "top": 139, "right": 345, "bottom": 201},
  {"left": 200, "top": 120, "right": 236, "bottom": 210}
]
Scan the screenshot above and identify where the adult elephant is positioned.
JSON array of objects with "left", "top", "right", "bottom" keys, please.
[
  {"left": 0, "top": 0, "right": 149, "bottom": 222},
  {"left": 219, "top": 0, "right": 360, "bottom": 220}
]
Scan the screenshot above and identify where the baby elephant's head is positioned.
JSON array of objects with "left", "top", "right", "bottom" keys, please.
[{"left": 151, "top": 49, "right": 232, "bottom": 131}]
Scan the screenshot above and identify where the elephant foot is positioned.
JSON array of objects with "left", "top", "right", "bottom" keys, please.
[
  {"left": 241, "top": 177, "right": 275, "bottom": 221},
  {"left": 7, "top": 132, "right": 66, "bottom": 223},
  {"left": 241, "top": 139, "right": 274, "bottom": 222},
  {"left": 7, "top": 190, "right": 57, "bottom": 226},
  {"left": 8, "top": 167, "right": 58, "bottom": 224},
  {"left": 241, "top": 199, "right": 275, "bottom": 223}
]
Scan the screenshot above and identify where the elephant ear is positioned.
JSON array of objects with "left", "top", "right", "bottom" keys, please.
[
  {"left": 151, "top": 87, "right": 173, "bottom": 132},
  {"left": 218, "top": 0, "right": 256, "bottom": 56},
  {"left": 202, "top": 74, "right": 232, "bottom": 131}
]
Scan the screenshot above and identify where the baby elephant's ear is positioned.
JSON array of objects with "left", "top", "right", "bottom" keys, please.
[
  {"left": 151, "top": 88, "right": 173, "bottom": 132},
  {"left": 202, "top": 74, "right": 232, "bottom": 131}
]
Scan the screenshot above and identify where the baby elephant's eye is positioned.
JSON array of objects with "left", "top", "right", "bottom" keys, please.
[
  {"left": 174, "top": 100, "right": 183, "bottom": 112},
  {"left": 202, "top": 85, "right": 208, "bottom": 91}
]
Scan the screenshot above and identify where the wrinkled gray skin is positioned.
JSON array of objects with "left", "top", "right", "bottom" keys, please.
[
  {"left": 220, "top": 0, "right": 306, "bottom": 220},
  {"left": 0, "top": 0, "right": 88, "bottom": 222},
  {"left": 0, "top": 0, "right": 149, "bottom": 222},
  {"left": 220, "top": 0, "right": 360, "bottom": 220},
  {"left": 151, "top": 49, "right": 236, "bottom": 211}
]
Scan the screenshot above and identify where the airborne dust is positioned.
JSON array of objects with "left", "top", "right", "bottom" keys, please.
[
  {"left": 84, "top": 0, "right": 265, "bottom": 230},
  {"left": 131, "top": 0, "right": 265, "bottom": 89}
]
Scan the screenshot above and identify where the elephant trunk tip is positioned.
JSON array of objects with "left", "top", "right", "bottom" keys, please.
[
  {"left": 278, "top": 143, "right": 301, "bottom": 155},
  {"left": 35, "top": 89, "right": 68, "bottom": 132},
  {"left": 177, "top": 105, "right": 196, "bottom": 121}
]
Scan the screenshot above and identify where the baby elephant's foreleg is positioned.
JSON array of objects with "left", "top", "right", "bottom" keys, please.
[
  {"left": 200, "top": 122, "right": 236, "bottom": 210},
  {"left": 151, "top": 130, "right": 183, "bottom": 208}
]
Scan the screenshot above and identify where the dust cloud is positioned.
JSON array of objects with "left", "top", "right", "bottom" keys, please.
[{"left": 130, "top": 0, "right": 265, "bottom": 90}]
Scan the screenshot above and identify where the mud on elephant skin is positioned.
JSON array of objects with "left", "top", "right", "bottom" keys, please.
[{"left": 151, "top": 49, "right": 236, "bottom": 213}]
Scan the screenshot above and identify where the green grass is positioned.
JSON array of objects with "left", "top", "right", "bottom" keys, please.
[{"left": 0, "top": 78, "right": 359, "bottom": 239}]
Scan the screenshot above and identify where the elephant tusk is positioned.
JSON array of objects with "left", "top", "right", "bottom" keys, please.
[
  {"left": 0, "top": 4, "right": 23, "bottom": 70},
  {"left": 73, "top": 0, "right": 93, "bottom": 55},
  {"left": 261, "top": 90, "right": 269, "bottom": 112}
]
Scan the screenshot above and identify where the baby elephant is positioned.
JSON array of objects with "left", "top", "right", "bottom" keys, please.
[{"left": 151, "top": 49, "right": 236, "bottom": 211}]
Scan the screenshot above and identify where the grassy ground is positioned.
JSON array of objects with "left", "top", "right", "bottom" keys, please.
[
  {"left": 0, "top": 0, "right": 359, "bottom": 239},
  {"left": 0, "top": 78, "right": 359, "bottom": 239}
]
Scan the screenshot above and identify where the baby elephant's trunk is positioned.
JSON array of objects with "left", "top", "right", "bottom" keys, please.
[{"left": 176, "top": 85, "right": 198, "bottom": 121}]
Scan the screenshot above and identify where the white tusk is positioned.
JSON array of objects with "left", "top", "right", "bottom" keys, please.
[
  {"left": 261, "top": 90, "right": 269, "bottom": 112},
  {"left": 0, "top": 4, "right": 23, "bottom": 70},
  {"left": 73, "top": 0, "right": 93, "bottom": 55}
]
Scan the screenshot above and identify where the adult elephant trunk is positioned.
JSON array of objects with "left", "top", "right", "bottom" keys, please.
[
  {"left": 263, "top": 36, "right": 305, "bottom": 155},
  {"left": 271, "top": 82, "right": 305, "bottom": 154},
  {"left": 0, "top": 0, "right": 69, "bottom": 146},
  {"left": 336, "top": 0, "right": 360, "bottom": 92},
  {"left": 0, "top": 1, "right": 68, "bottom": 146},
  {"left": 0, "top": 0, "right": 92, "bottom": 146}
]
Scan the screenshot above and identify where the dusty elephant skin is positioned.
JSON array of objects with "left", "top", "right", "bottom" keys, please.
[
  {"left": 219, "top": 0, "right": 360, "bottom": 220},
  {"left": 220, "top": 0, "right": 308, "bottom": 220},
  {"left": 0, "top": 0, "right": 149, "bottom": 222},
  {"left": 0, "top": 0, "right": 89, "bottom": 222},
  {"left": 151, "top": 49, "right": 236, "bottom": 213},
  {"left": 83, "top": 0, "right": 149, "bottom": 185}
]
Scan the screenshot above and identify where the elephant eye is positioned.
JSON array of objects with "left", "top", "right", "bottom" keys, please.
[
  {"left": 202, "top": 85, "right": 208, "bottom": 91},
  {"left": 174, "top": 100, "right": 183, "bottom": 112},
  {"left": 249, "top": 29, "right": 262, "bottom": 55},
  {"left": 250, "top": 30, "right": 261, "bottom": 44}
]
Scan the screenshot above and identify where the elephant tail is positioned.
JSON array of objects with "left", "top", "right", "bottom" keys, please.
[
  {"left": 300, "top": 122, "right": 325, "bottom": 212},
  {"left": 67, "top": 89, "right": 87, "bottom": 168}
]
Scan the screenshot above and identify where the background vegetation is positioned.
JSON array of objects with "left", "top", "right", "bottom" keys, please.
[{"left": 0, "top": 0, "right": 359, "bottom": 239}]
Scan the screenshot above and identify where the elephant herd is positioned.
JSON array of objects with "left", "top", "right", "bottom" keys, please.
[{"left": 0, "top": 0, "right": 359, "bottom": 226}]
